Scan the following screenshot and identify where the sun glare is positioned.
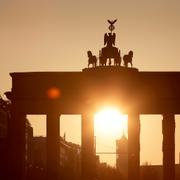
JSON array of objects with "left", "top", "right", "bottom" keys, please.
[{"left": 94, "top": 107, "right": 127, "bottom": 138}]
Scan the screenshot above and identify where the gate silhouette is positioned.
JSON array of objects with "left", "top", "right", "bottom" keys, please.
[{"left": 8, "top": 67, "right": 180, "bottom": 180}]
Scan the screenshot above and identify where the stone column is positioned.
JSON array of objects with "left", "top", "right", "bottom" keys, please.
[
  {"left": 47, "top": 112, "right": 60, "bottom": 180},
  {"left": 162, "top": 114, "right": 175, "bottom": 180},
  {"left": 7, "top": 107, "right": 26, "bottom": 180},
  {"left": 128, "top": 113, "right": 140, "bottom": 180},
  {"left": 81, "top": 112, "right": 95, "bottom": 180}
]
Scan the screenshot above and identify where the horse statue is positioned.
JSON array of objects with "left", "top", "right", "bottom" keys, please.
[
  {"left": 87, "top": 51, "right": 97, "bottom": 68},
  {"left": 99, "top": 48, "right": 121, "bottom": 66},
  {"left": 123, "top": 50, "right": 133, "bottom": 67},
  {"left": 99, "top": 50, "right": 107, "bottom": 66}
]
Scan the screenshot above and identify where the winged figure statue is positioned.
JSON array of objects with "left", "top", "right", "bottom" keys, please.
[
  {"left": 104, "top": 33, "right": 116, "bottom": 47},
  {"left": 107, "top": 19, "right": 117, "bottom": 26}
]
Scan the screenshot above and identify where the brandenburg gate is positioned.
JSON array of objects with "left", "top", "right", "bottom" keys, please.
[{"left": 7, "top": 20, "right": 179, "bottom": 180}]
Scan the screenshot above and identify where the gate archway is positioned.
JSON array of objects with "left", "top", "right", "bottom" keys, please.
[{"left": 8, "top": 67, "right": 179, "bottom": 180}]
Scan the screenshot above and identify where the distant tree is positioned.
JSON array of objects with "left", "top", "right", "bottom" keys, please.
[
  {"left": 97, "top": 164, "right": 123, "bottom": 180},
  {"left": 141, "top": 162, "right": 159, "bottom": 180},
  {"left": 0, "top": 93, "right": 11, "bottom": 113},
  {"left": 0, "top": 95, "right": 11, "bottom": 179}
]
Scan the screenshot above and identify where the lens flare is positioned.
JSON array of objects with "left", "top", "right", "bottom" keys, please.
[{"left": 47, "top": 87, "right": 61, "bottom": 99}]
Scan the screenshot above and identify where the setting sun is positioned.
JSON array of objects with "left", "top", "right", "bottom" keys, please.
[{"left": 94, "top": 107, "right": 128, "bottom": 138}]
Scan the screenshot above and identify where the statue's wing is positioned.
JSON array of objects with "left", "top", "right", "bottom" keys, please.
[
  {"left": 107, "top": 19, "right": 117, "bottom": 25},
  {"left": 104, "top": 33, "right": 108, "bottom": 45},
  {"left": 112, "top": 33, "right": 116, "bottom": 45},
  {"left": 112, "top": 19, "right": 117, "bottom": 24},
  {"left": 107, "top": 20, "right": 112, "bottom": 24}
]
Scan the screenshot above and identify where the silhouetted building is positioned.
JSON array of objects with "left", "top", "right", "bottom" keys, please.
[
  {"left": 140, "top": 164, "right": 180, "bottom": 180},
  {"left": 0, "top": 97, "right": 34, "bottom": 179},
  {"left": 116, "top": 131, "right": 180, "bottom": 180},
  {"left": 116, "top": 133, "right": 128, "bottom": 179},
  {"left": 31, "top": 136, "right": 81, "bottom": 176}
]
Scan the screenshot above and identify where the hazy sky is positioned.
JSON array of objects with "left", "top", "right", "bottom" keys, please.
[{"left": 0, "top": 0, "right": 180, "bottom": 166}]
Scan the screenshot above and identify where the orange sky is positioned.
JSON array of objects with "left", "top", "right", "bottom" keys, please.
[{"left": 0, "top": 0, "right": 180, "bottom": 166}]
